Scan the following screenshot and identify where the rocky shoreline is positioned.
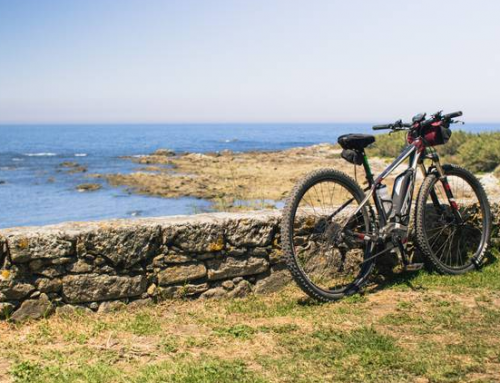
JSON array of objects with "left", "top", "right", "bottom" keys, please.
[
  {"left": 98, "top": 144, "right": 391, "bottom": 211},
  {"left": 97, "top": 144, "right": 500, "bottom": 209}
]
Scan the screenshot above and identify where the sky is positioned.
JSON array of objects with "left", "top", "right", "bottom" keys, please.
[{"left": 0, "top": 0, "right": 499, "bottom": 123}]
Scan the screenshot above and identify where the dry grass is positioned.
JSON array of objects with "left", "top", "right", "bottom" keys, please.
[{"left": 2, "top": 260, "right": 500, "bottom": 383}]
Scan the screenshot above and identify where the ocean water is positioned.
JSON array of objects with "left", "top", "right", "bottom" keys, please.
[{"left": 1, "top": 123, "right": 498, "bottom": 229}]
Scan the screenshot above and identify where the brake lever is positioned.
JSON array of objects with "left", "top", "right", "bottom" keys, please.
[{"left": 453, "top": 120, "right": 465, "bottom": 125}]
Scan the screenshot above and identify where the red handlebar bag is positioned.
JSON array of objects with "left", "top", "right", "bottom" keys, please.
[{"left": 410, "top": 122, "right": 452, "bottom": 146}]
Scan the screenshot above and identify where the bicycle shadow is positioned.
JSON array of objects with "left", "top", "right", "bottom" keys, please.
[{"left": 294, "top": 252, "right": 498, "bottom": 307}]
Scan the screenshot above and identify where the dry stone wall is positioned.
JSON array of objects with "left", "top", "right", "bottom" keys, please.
[
  {"left": 1, "top": 205, "right": 499, "bottom": 322},
  {"left": 0, "top": 211, "right": 290, "bottom": 321}
]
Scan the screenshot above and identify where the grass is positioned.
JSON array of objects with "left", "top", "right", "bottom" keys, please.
[{"left": 2, "top": 261, "right": 500, "bottom": 383}]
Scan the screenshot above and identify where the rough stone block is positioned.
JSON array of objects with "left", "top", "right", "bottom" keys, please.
[
  {"left": 8, "top": 234, "right": 75, "bottom": 264},
  {"left": 61, "top": 274, "right": 147, "bottom": 303},
  {"left": 173, "top": 223, "right": 225, "bottom": 253},
  {"left": 157, "top": 263, "right": 207, "bottom": 286},
  {"left": 11, "top": 293, "right": 53, "bottom": 322},
  {"left": 225, "top": 218, "right": 276, "bottom": 247},
  {"left": 159, "top": 283, "right": 209, "bottom": 299},
  {"left": 206, "top": 255, "right": 269, "bottom": 281},
  {"left": 77, "top": 226, "right": 161, "bottom": 268}
]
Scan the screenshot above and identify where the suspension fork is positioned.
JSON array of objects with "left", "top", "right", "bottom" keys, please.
[
  {"left": 433, "top": 159, "right": 463, "bottom": 222},
  {"left": 420, "top": 163, "right": 443, "bottom": 214}
]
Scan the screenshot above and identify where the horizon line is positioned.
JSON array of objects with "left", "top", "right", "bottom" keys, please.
[{"left": 1, "top": 120, "right": 500, "bottom": 126}]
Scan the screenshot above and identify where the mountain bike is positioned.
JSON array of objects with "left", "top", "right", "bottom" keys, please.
[{"left": 281, "top": 111, "right": 492, "bottom": 301}]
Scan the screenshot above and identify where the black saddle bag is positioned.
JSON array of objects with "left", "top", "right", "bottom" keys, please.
[{"left": 341, "top": 149, "right": 363, "bottom": 165}]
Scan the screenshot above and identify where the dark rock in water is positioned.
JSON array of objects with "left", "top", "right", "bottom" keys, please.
[
  {"left": 59, "top": 162, "right": 87, "bottom": 173},
  {"left": 0, "top": 180, "right": 6, "bottom": 185},
  {"left": 128, "top": 210, "right": 143, "bottom": 217},
  {"left": 153, "top": 148, "right": 176, "bottom": 157},
  {"left": 76, "top": 183, "right": 102, "bottom": 192},
  {"left": 59, "top": 161, "right": 79, "bottom": 168}
]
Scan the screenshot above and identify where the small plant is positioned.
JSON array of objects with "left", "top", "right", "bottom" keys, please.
[{"left": 10, "top": 361, "right": 42, "bottom": 383}]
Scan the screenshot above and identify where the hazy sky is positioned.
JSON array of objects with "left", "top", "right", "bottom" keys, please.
[{"left": 0, "top": 0, "right": 499, "bottom": 123}]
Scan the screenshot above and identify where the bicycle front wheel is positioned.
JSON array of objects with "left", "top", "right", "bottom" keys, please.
[
  {"left": 281, "top": 169, "right": 375, "bottom": 302},
  {"left": 415, "top": 164, "right": 492, "bottom": 274}
]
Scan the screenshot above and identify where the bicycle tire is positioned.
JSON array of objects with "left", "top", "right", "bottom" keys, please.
[
  {"left": 281, "top": 168, "right": 375, "bottom": 301},
  {"left": 415, "top": 164, "right": 491, "bottom": 274}
]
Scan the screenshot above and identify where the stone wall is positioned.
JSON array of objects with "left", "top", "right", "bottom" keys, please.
[
  {"left": 0, "top": 211, "right": 290, "bottom": 321},
  {"left": 1, "top": 205, "right": 498, "bottom": 322}
]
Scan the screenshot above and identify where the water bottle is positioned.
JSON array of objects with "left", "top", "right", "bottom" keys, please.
[{"left": 376, "top": 184, "right": 392, "bottom": 216}]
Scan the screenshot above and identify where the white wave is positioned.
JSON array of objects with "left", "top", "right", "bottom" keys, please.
[
  {"left": 24, "top": 152, "right": 57, "bottom": 157},
  {"left": 131, "top": 154, "right": 147, "bottom": 158},
  {"left": 12, "top": 158, "right": 24, "bottom": 162},
  {"left": 75, "top": 153, "right": 87, "bottom": 157}
]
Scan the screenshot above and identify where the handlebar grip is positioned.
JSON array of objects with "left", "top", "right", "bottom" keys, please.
[
  {"left": 372, "top": 124, "right": 391, "bottom": 130},
  {"left": 443, "top": 111, "right": 463, "bottom": 119}
]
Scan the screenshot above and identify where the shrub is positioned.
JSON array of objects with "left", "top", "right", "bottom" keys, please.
[{"left": 368, "top": 130, "right": 500, "bottom": 173}]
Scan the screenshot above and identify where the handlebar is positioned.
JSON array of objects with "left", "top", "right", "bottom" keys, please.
[
  {"left": 443, "top": 111, "right": 462, "bottom": 120},
  {"left": 372, "top": 120, "right": 412, "bottom": 131},
  {"left": 373, "top": 110, "right": 463, "bottom": 131},
  {"left": 372, "top": 124, "right": 391, "bottom": 130}
]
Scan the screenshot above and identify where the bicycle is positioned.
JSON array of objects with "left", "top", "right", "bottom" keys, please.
[{"left": 281, "top": 111, "right": 492, "bottom": 301}]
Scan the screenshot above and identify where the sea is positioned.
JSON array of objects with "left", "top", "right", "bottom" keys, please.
[{"left": 1, "top": 123, "right": 499, "bottom": 229}]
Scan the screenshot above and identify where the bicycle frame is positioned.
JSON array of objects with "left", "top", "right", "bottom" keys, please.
[{"left": 349, "top": 139, "right": 425, "bottom": 236}]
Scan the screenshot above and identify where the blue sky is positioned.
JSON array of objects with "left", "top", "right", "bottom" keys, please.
[{"left": 0, "top": 0, "right": 499, "bottom": 123}]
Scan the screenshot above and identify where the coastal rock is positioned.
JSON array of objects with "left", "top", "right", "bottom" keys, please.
[
  {"left": 157, "top": 263, "right": 207, "bottom": 286},
  {"left": 76, "top": 183, "right": 101, "bottom": 192},
  {"left": 61, "top": 274, "right": 147, "bottom": 303},
  {"left": 77, "top": 226, "right": 161, "bottom": 268},
  {"left": 11, "top": 293, "right": 53, "bottom": 322},
  {"left": 153, "top": 148, "right": 176, "bottom": 157},
  {"left": 206, "top": 255, "right": 269, "bottom": 281}
]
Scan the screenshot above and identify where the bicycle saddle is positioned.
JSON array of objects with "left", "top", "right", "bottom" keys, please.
[{"left": 337, "top": 134, "right": 375, "bottom": 151}]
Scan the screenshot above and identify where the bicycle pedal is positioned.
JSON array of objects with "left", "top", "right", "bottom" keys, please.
[{"left": 404, "top": 263, "right": 424, "bottom": 271}]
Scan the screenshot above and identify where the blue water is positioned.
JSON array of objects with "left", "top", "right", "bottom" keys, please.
[{"left": 1, "top": 123, "right": 499, "bottom": 228}]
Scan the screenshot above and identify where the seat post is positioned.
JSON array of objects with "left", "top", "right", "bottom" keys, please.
[{"left": 361, "top": 150, "right": 374, "bottom": 186}]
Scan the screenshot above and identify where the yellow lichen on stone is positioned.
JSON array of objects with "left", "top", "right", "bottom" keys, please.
[
  {"left": 208, "top": 236, "right": 224, "bottom": 252},
  {"left": 17, "top": 238, "right": 29, "bottom": 249},
  {"left": 273, "top": 238, "right": 280, "bottom": 248},
  {"left": 1, "top": 269, "right": 10, "bottom": 280}
]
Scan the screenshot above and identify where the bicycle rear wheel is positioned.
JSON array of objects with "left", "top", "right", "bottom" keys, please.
[
  {"left": 415, "top": 164, "right": 491, "bottom": 274},
  {"left": 281, "top": 169, "right": 375, "bottom": 302}
]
